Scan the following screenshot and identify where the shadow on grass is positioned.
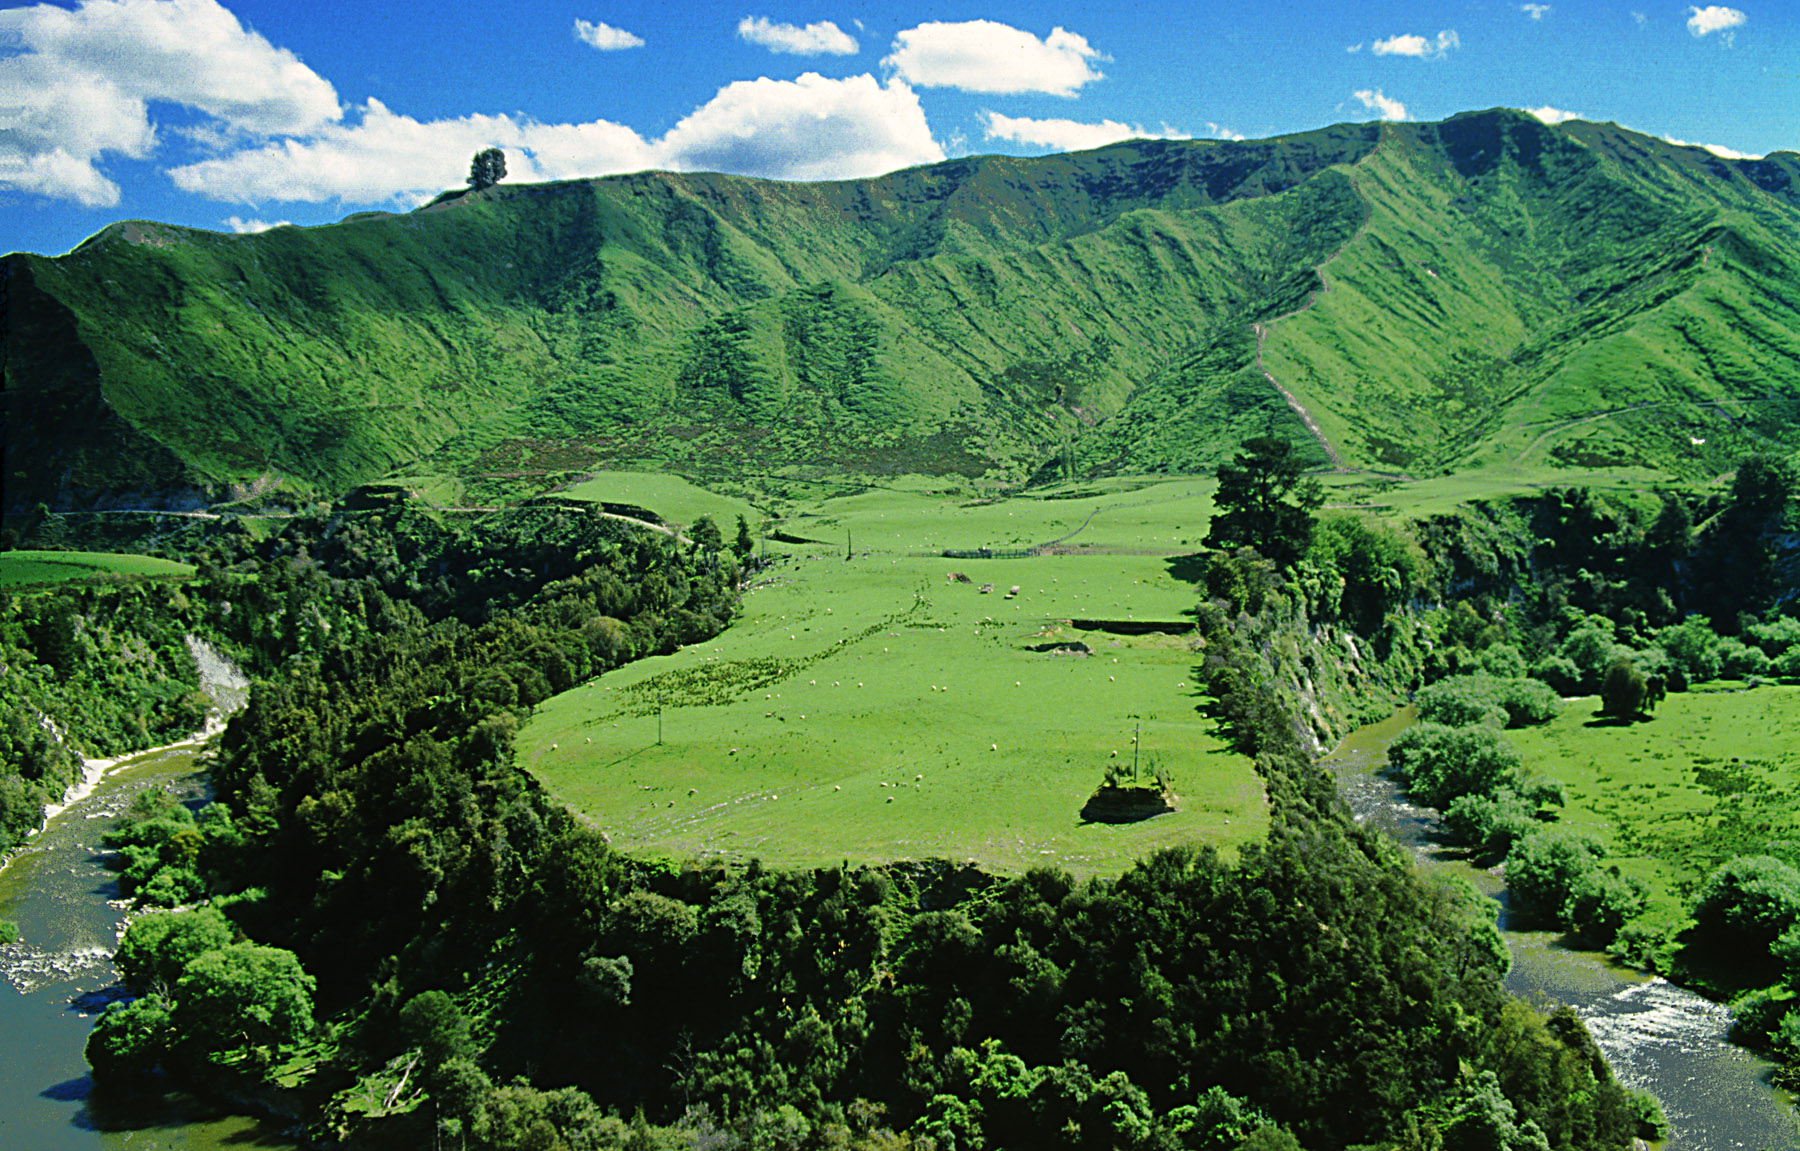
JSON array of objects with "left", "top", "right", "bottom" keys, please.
[{"left": 1163, "top": 552, "right": 1209, "bottom": 586}]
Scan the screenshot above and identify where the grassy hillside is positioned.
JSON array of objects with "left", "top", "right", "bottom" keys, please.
[{"left": 5, "top": 110, "right": 1797, "bottom": 512}]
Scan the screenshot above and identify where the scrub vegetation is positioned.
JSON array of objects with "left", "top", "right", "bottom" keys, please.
[{"left": 3, "top": 103, "right": 1797, "bottom": 1151}]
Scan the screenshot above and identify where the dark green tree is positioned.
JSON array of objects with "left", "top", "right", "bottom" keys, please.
[
  {"left": 172, "top": 943, "right": 315, "bottom": 1061},
  {"left": 114, "top": 906, "right": 234, "bottom": 996},
  {"left": 1598, "top": 656, "right": 1649, "bottom": 720},
  {"left": 689, "top": 515, "right": 724, "bottom": 554},
  {"left": 468, "top": 147, "right": 506, "bottom": 190},
  {"left": 733, "top": 514, "right": 756, "bottom": 562},
  {"left": 1204, "top": 437, "right": 1323, "bottom": 567}
]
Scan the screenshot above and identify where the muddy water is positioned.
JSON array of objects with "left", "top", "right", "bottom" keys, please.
[
  {"left": 1325, "top": 708, "right": 1799, "bottom": 1151},
  {"left": 0, "top": 740, "right": 296, "bottom": 1150}
]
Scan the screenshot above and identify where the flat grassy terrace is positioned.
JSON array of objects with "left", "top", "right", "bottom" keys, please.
[
  {"left": 1508, "top": 684, "right": 1800, "bottom": 934},
  {"left": 523, "top": 476, "right": 1266, "bottom": 875},
  {"left": 0, "top": 549, "right": 195, "bottom": 589}
]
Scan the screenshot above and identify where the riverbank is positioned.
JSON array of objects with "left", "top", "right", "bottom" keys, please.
[
  {"left": 0, "top": 736, "right": 299, "bottom": 1149},
  {"left": 1323, "top": 709, "right": 1800, "bottom": 1150}
]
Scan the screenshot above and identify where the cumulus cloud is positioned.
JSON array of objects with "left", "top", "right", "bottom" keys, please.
[
  {"left": 1207, "top": 123, "right": 1246, "bottom": 142},
  {"left": 223, "top": 215, "right": 290, "bottom": 232},
  {"left": 1371, "top": 30, "right": 1460, "bottom": 58},
  {"left": 883, "top": 21, "right": 1104, "bottom": 95},
  {"left": 169, "top": 75, "right": 943, "bottom": 203},
  {"left": 1686, "top": 6, "right": 1746, "bottom": 38},
  {"left": 1353, "top": 89, "right": 1407, "bottom": 121},
  {"left": 1521, "top": 4, "right": 1552, "bottom": 18},
  {"left": 1663, "top": 135, "right": 1762, "bottom": 160},
  {"left": 1526, "top": 105, "right": 1582, "bottom": 124},
  {"left": 658, "top": 74, "right": 940, "bottom": 181},
  {"left": 573, "top": 19, "right": 643, "bottom": 50},
  {"left": 737, "top": 16, "right": 856, "bottom": 55},
  {"left": 0, "top": 0, "right": 340, "bottom": 205},
  {"left": 982, "top": 112, "right": 1187, "bottom": 152}
]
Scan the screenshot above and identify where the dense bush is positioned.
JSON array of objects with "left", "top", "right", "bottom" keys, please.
[
  {"left": 1386, "top": 722, "right": 1524, "bottom": 809},
  {"left": 1417, "top": 674, "right": 1562, "bottom": 730},
  {"left": 1691, "top": 856, "right": 1800, "bottom": 952}
]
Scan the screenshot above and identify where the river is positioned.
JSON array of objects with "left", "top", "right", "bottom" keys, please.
[
  {"left": 0, "top": 738, "right": 296, "bottom": 1150},
  {"left": 1325, "top": 707, "right": 1800, "bottom": 1151}
]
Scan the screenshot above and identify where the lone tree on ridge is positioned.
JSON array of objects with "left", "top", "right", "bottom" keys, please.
[{"left": 468, "top": 147, "right": 507, "bottom": 191}]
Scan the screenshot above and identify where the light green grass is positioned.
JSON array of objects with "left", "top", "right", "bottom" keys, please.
[
  {"left": 563, "top": 471, "right": 763, "bottom": 531},
  {"left": 524, "top": 478, "right": 1264, "bottom": 876},
  {"left": 1508, "top": 684, "right": 1800, "bottom": 932},
  {"left": 0, "top": 550, "right": 195, "bottom": 588}
]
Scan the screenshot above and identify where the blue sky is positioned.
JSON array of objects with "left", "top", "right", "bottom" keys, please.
[{"left": 2, "top": 0, "right": 1794, "bottom": 256}]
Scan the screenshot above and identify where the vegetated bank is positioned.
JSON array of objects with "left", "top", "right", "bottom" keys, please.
[
  {"left": 3, "top": 477, "right": 1670, "bottom": 1151},
  {"left": 1340, "top": 451, "right": 1800, "bottom": 1095}
]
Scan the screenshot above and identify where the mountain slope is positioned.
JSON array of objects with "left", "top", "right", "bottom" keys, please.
[{"left": 4, "top": 109, "right": 1797, "bottom": 511}]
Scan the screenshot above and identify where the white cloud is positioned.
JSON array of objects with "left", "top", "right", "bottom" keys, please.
[
  {"left": 1663, "top": 135, "right": 1763, "bottom": 160},
  {"left": 982, "top": 112, "right": 1187, "bottom": 152},
  {"left": 223, "top": 215, "right": 290, "bottom": 232},
  {"left": 168, "top": 99, "right": 653, "bottom": 202},
  {"left": 737, "top": 16, "right": 856, "bottom": 56},
  {"left": 1370, "top": 30, "right": 1460, "bottom": 58},
  {"left": 658, "top": 74, "right": 940, "bottom": 181},
  {"left": 1632, "top": 10, "right": 1649, "bottom": 25},
  {"left": 1521, "top": 4, "right": 1552, "bottom": 19},
  {"left": 1526, "top": 105, "right": 1582, "bottom": 124},
  {"left": 1207, "top": 123, "right": 1246, "bottom": 142},
  {"left": 1353, "top": 89, "right": 1408, "bottom": 121},
  {"left": 0, "top": 0, "right": 340, "bottom": 204},
  {"left": 883, "top": 21, "right": 1104, "bottom": 96},
  {"left": 1346, "top": 42, "right": 1364, "bottom": 53},
  {"left": 1686, "top": 6, "right": 1747, "bottom": 37},
  {"left": 168, "top": 75, "right": 944, "bottom": 203},
  {"left": 573, "top": 19, "right": 643, "bottom": 51}
]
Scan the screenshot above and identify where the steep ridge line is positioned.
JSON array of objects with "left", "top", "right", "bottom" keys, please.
[{"left": 1246, "top": 141, "right": 1388, "bottom": 473}]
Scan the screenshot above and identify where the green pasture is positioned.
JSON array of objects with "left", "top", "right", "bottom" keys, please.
[
  {"left": 1508, "top": 684, "right": 1800, "bottom": 932},
  {"left": 563, "top": 471, "right": 762, "bottom": 532},
  {"left": 0, "top": 550, "right": 195, "bottom": 589},
  {"left": 524, "top": 477, "right": 1266, "bottom": 875}
]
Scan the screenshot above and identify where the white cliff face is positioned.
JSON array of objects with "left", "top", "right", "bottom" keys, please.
[{"left": 184, "top": 634, "right": 251, "bottom": 716}]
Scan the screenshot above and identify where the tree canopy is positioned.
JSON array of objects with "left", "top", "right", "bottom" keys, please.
[
  {"left": 468, "top": 147, "right": 507, "bottom": 191},
  {"left": 1204, "top": 436, "right": 1324, "bottom": 567}
]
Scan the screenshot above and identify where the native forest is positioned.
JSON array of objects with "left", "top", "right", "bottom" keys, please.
[{"left": 2, "top": 108, "right": 1799, "bottom": 1150}]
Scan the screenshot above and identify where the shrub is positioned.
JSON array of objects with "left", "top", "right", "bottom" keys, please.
[
  {"left": 1386, "top": 723, "right": 1523, "bottom": 809},
  {"left": 1562, "top": 867, "right": 1646, "bottom": 946},
  {"left": 1528, "top": 655, "right": 1581, "bottom": 696},
  {"left": 1718, "top": 639, "right": 1772, "bottom": 679},
  {"left": 1691, "top": 856, "right": 1800, "bottom": 950},
  {"left": 1443, "top": 790, "right": 1538, "bottom": 856},
  {"left": 1747, "top": 616, "right": 1800, "bottom": 657},
  {"left": 1505, "top": 829, "right": 1605, "bottom": 926},
  {"left": 1478, "top": 643, "right": 1527, "bottom": 679},
  {"left": 1728, "top": 985, "right": 1795, "bottom": 1050},
  {"left": 1625, "top": 1089, "right": 1670, "bottom": 1142},
  {"left": 1598, "top": 656, "right": 1648, "bottom": 719},
  {"left": 1416, "top": 677, "right": 1509, "bottom": 729},
  {"left": 1560, "top": 618, "right": 1626, "bottom": 693},
  {"left": 1656, "top": 615, "right": 1723, "bottom": 684}
]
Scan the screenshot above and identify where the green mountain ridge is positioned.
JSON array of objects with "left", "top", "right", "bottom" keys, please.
[{"left": 5, "top": 108, "right": 1798, "bottom": 511}]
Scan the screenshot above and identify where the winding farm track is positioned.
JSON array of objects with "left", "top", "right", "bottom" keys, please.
[{"left": 1245, "top": 153, "right": 1382, "bottom": 471}]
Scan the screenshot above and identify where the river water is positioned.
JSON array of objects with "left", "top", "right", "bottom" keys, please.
[
  {"left": 1325, "top": 707, "right": 1800, "bottom": 1151},
  {"left": 0, "top": 739, "right": 296, "bottom": 1150}
]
